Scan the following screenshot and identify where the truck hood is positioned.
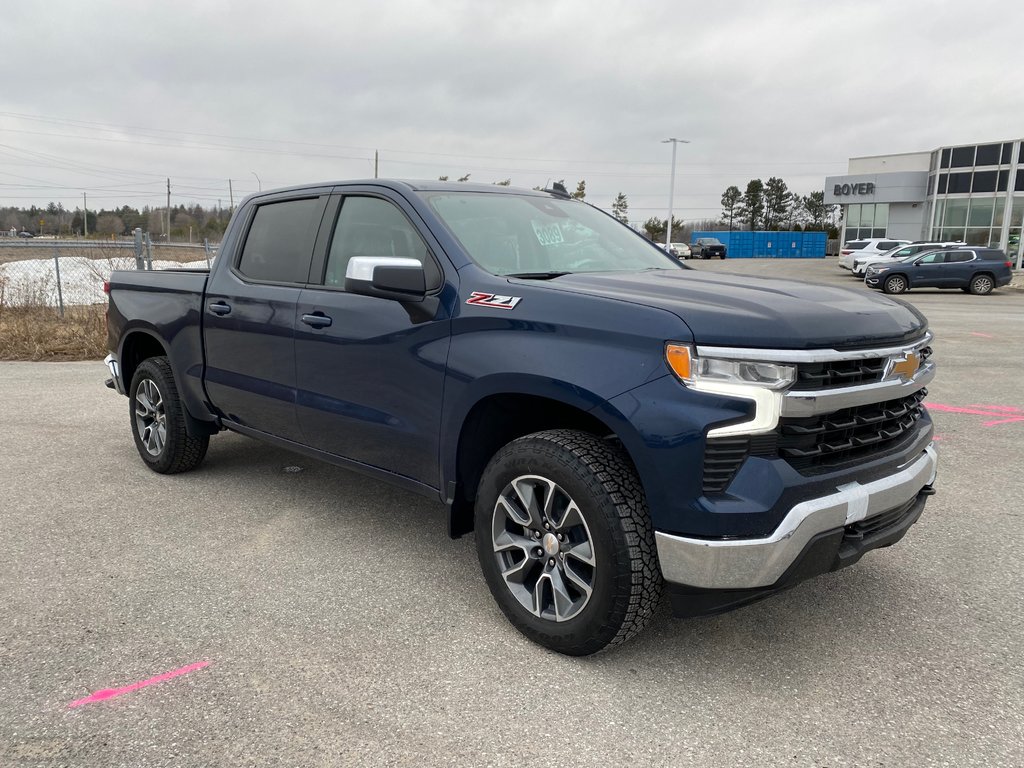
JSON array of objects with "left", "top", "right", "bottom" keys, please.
[{"left": 526, "top": 269, "right": 927, "bottom": 349}]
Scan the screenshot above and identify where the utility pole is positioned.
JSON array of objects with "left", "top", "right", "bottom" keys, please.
[
  {"left": 251, "top": 171, "right": 261, "bottom": 191},
  {"left": 166, "top": 178, "right": 171, "bottom": 242},
  {"left": 374, "top": 150, "right": 379, "bottom": 179},
  {"left": 83, "top": 192, "right": 88, "bottom": 237},
  {"left": 228, "top": 179, "right": 234, "bottom": 211},
  {"left": 662, "top": 138, "right": 690, "bottom": 248}
]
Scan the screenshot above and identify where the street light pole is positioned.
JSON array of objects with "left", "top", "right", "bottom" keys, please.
[
  {"left": 251, "top": 171, "right": 262, "bottom": 191},
  {"left": 662, "top": 138, "right": 690, "bottom": 248}
]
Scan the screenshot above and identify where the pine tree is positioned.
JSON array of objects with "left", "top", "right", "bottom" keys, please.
[{"left": 612, "top": 193, "right": 629, "bottom": 223}]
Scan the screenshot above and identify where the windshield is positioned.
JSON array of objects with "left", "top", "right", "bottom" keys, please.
[{"left": 424, "top": 192, "right": 680, "bottom": 276}]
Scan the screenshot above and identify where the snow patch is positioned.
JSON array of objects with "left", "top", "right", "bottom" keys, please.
[{"left": 0, "top": 257, "right": 210, "bottom": 307}]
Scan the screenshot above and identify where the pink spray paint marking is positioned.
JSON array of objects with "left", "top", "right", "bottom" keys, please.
[
  {"left": 931, "top": 434, "right": 944, "bottom": 442},
  {"left": 927, "top": 403, "right": 1024, "bottom": 428},
  {"left": 969, "top": 332, "right": 995, "bottom": 339},
  {"left": 68, "top": 661, "right": 210, "bottom": 708}
]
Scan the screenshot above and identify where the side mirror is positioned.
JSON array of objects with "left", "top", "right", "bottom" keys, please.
[{"left": 344, "top": 256, "right": 426, "bottom": 301}]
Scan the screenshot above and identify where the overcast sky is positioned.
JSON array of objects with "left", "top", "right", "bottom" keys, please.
[{"left": 1, "top": 0, "right": 1021, "bottom": 224}]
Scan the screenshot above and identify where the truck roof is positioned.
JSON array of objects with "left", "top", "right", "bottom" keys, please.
[{"left": 239, "top": 178, "right": 558, "bottom": 202}]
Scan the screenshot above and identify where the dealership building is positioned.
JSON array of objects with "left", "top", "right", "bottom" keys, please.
[{"left": 825, "top": 138, "right": 1023, "bottom": 266}]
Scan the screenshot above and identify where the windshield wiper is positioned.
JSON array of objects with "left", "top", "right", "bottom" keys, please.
[{"left": 504, "top": 271, "right": 572, "bottom": 280}]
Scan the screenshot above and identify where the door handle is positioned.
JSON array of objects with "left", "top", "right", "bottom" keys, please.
[
  {"left": 208, "top": 301, "right": 232, "bottom": 316},
  {"left": 301, "top": 312, "right": 333, "bottom": 329}
]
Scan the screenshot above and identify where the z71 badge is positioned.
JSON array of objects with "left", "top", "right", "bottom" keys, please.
[{"left": 466, "top": 292, "right": 522, "bottom": 310}]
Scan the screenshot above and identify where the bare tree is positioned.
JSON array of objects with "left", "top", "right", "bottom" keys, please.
[{"left": 96, "top": 214, "right": 125, "bottom": 236}]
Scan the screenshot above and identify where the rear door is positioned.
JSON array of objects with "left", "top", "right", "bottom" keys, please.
[
  {"left": 293, "top": 189, "right": 454, "bottom": 487},
  {"left": 944, "top": 250, "right": 979, "bottom": 286},
  {"left": 203, "top": 191, "right": 330, "bottom": 440}
]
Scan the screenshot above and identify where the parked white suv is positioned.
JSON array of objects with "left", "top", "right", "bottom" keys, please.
[
  {"left": 852, "top": 241, "right": 966, "bottom": 276},
  {"left": 839, "top": 238, "right": 910, "bottom": 271}
]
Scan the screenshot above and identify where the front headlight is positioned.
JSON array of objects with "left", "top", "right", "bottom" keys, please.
[{"left": 666, "top": 345, "right": 795, "bottom": 390}]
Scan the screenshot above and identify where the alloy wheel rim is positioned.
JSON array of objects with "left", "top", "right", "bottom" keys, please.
[
  {"left": 975, "top": 276, "right": 992, "bottom": 293},
  {"left": 889, "top": 276, "right": 906, "bottom": 292},
  {"left": 134, "top": 378, "right": 167, "bottom": 456},
  {"left": 492, "top": 475, "right": 596, "bottom": 622}
]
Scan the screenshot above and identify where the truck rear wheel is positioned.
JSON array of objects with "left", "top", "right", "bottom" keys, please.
[
  {"left": 474, "top": 429, "right": 661, "bottom": 655},
  {"left": 129, "top": 356, "right": 209, "bottom": 474}
]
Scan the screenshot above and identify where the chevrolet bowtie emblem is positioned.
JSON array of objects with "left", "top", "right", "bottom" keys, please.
[{"left": 885, "top": 352, "right": 920, "bottom": 381}]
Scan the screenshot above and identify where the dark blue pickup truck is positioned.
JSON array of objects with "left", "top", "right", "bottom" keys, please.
[{"left": 104, "top": 180, "right": 938, "bottom": 655}]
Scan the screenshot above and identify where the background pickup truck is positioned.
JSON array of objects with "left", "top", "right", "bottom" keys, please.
[
  {"left": 692, "top": 237, "right": 727, "bottom": 259},
  {"left": 104, "top": 179, "right": 938, "bottom": 655}
]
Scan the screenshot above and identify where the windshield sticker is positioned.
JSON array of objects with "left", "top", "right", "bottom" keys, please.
[
  {"left": 531, "top": 220, "right": 564, "bottom": 247},
  {"left": 466, "top": 292, "right": 522, "bottom": 310}
]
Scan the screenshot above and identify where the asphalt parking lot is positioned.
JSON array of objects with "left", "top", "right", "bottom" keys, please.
[{"left": 2, "top": 258, "right": 1022, "bottom": 767}]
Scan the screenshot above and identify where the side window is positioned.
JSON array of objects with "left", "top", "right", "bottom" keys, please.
[
  {"left": 878, "top": 241, "right": 901, "bottom": 251},
  {"left": 895, "top": 248, "right": 915, "bottom": 257},
  {"left": 323, "top": 197, "right": 440, "bottom": 289},
  {"left": 948, "top": 252, "right": 974, "bottom": 263},
  {"left": 917, "top": 252, "right": 947, "bottom": 264},
  {"left": 237, "top": 198, "right": 324, "bottom": 283}
]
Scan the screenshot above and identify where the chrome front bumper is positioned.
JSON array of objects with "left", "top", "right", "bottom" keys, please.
[{"left": 655, "top": 444, "right": 938, "bottom": 590}]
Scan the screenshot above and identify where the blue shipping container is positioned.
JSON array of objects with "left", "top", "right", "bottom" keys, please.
[{"left": 691, "top": 231, "right": 827, "bottom": 259}]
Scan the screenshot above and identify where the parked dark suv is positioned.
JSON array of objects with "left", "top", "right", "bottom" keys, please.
[{"left": 864, "top": 247, "right": 1013, "bottom": 295}]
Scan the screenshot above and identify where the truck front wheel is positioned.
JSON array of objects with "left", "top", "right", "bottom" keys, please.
[
  {"left": 129, "top": 356, "right": 209, "bottom": 474},
  {"left": 474, "top": 430, "right": 661, "bottom": 655}
]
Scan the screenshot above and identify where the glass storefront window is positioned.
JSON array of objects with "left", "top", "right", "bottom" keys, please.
[
  {"left": 941, "top": 148, "right": 951, "bottom": 168},
  {"left": 846, "top": 204, "right": 860, "bottom": 228},
  {"left": 948, "top": 173, "right": 972, "bottom": 193},
  {"left": 934, "top": 200, "right": 945, "bottom": 230},
  {"left": 874, "top": 203, "right": 889, "bottom": 229},
  {"left": 861, "top": 204, "right": 875, "bottom": 229},
  {"left": 1010, "top": 197, "right": 1024, "bottom": 228},
  {"left": 1008, "top": 229, "right": 1021, "bottom": 262},
  {"left": 951, "top": 146, "right": 975, "bottom": 167},
  {"left": 944, "top": 199, "right": 970, "bottom": 227},
  {"left": 975, "top": 144, "right": 1000, "bottom": 166},
  {"left": 968, "top": 198, "right": 994, "bottom": 228},
  {"left": 939, "top": 228, "right": 964, "bottom": 242},
  {"left": 972, "top": 171, "right": 997, "bottom": 193},
  {"left": 965, "top": 229, "right": 989, "bottom": 245},
  {"left": 994, "top": 197, "right": 1005, "bottom": 228}
]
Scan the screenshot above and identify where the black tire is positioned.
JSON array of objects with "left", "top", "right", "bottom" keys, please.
[
  {"left": 883, "top": 274, "right": 908, "bottom": 294},
  {"left": 474, "top": 429, "right": 661, "bottom": 655},
  {"left": 969, "top": 273, "right": 994, "bottom": 295},
  {"left": 129, "top": 356, "right": 209, "bottom": 474}
]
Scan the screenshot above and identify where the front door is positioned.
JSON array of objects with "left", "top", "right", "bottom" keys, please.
[
  {"left": 907, "top": 250, "right": 948, "bottom": 289},
  {"left": 293, "top": 191, "right": 453, "bottom": 488}
]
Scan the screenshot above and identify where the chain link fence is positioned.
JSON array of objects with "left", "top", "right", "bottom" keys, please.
[{"left": 0, "top": 230, "right": 216, "bottom": 317}]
